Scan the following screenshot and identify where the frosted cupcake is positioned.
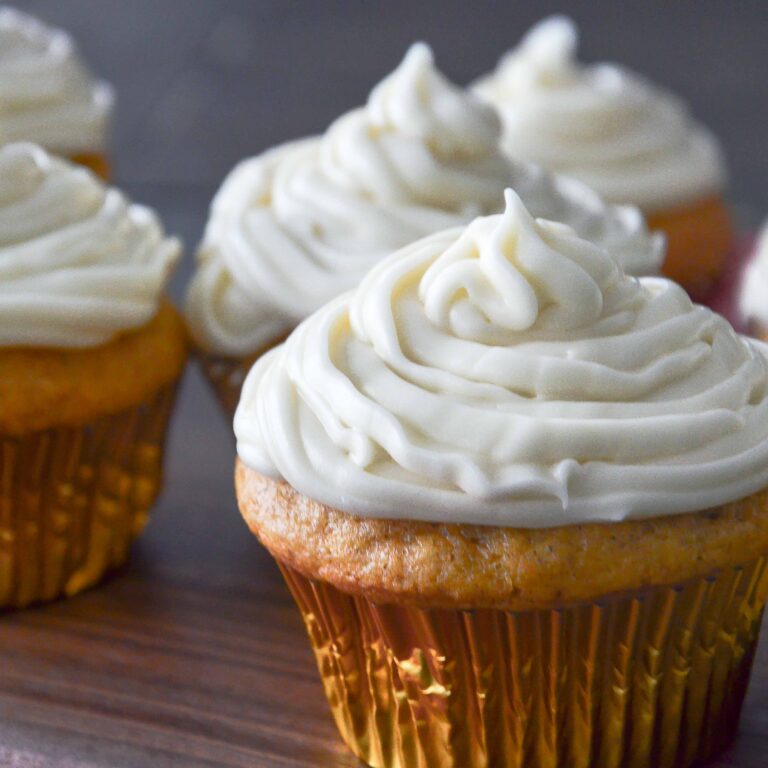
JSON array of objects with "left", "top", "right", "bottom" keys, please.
[
  {"left": 0, "top": 8, "right": 113, "bottom": 178},
  {"left": 741, "top": 223, "right": 768, "bottom": 341},
  {"left": 186, "top": 43, "right": 662, "bottom": 414},
  {"left": 474, "top": 16, "right": 731, "bottom": 298},
  {"left": 0, "top": 144, "right": 186, "bottom": 608},
  {"left": 235, "top": 189, "right": 768, "bottom": 768}
]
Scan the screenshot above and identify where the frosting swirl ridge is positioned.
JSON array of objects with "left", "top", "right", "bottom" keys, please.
[
  {"left": 236, "top": 190, "right": 768, "bottom": 528},
  {"left": 474, "top": 16, "right": 726, "bottom": 212},
  {"left": 0, "top": 143, "right": 180, "bottom": 348},
  {"left": 186, "top": 43, "right": 662, "bottom": 357},
  {"left": 0, "top": 8, "right": 113, "bottom": 152}
]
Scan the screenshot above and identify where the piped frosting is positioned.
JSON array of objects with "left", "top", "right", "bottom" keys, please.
[
  {"left": 0, "top": 143, "right": 179, "bottom": 348},
  {"left": 474, "top": 16, "right": 726, "bottom": 212},
  {"left": 186, "top": 43, "right": 662, "bottom": 357},
  {"left": 0, "top": 8, "right": 113, "bottom": 152},
  {"left": 236, "top": 189, "right": 768, "bottom": 528}
]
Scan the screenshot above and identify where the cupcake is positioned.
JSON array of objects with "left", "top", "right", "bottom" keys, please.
[
  {"left": 235, "top": 189, "right": 768, "bottom": 768},
  {"left": 0, "top": 144, "right": 186, "bottom": 608},
  {"left": 186, "top": 43, "right": 662, "bottom": 414},
  {"left": 741, "top": 223, "right": 768, "bottom": 341},
  {"left": 0, "top": 8, "right": 113, "bottom": 178},
  {"left": 474, "top": 16, "right": 732, "bottom": 298}
]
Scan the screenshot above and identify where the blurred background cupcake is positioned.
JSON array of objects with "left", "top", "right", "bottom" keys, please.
[
  {"left": 0, "top": 7, "right": 113, "bottom": 178},
  {"left": 186, "top": 42, "right": 662, "bottom": 415},
  {"left": 474, "top": 15, "right": 732, "bottom": 299},
  {"left": 0, "top": 143, "right": 186, "bottom": 608},
  {"left": 741, "top": 223, "right": 768, "bottom": 341},
  {"left": 234, "top": 189, "right": 768, "bottom": 768}
]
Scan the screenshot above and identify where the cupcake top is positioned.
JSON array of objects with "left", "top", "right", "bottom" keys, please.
[
  {"left": 741, "top": 223, "right": 768, "bottom": 329},
  {"left": 186, "top": 42, "right": 662, "bottom": 358},
  {"left": 473, "top": 16, "right": 726, "bottom": 213},
  {"left": 0, "top": 143, "right": 180, "bottom": 348},
  {"left": 236, "top": 189, "right": 768, "bottom": 528},
  {"left": 0, "top": 7, "right": 113, "bottom": 153}
]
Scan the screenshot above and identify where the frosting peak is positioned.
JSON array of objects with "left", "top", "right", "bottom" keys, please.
[
  {"left": 474, "top": 16, "right": 726, "bottom": 212},
  {"left": 0, "top": 143, "right": 180, "bottom": 348},
  {"left": 367, "top": 43, "right": 500, "bottom": 159},
  {"left": 502, "top": 15, "right": 578, "bottom": 86},
  {"left": 236, "top": 191, "right": 768, "bottom": 528},
  {"left": 0, "top": 8, "right": 113, "bottom": 152},
  {"left": 188, "top": 44, "right": 662, "bottom": 358},
  {"left": 419, "top": 190, "right": 620, "bottom": 336}
]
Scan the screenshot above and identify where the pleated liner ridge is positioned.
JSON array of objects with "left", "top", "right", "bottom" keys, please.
[
  {"left": 0, "top": 381, "right": 178, "bottom": 608},
  {"left": 281, "top": 557, "right": 768, "bottom": 768}
]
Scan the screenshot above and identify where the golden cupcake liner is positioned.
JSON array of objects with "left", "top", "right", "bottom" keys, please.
[
  {"left": 280, "top": 557, "right": 768, "bottom": 768},
  {"left": 0, "top": 381, "right": 179, "bottom": 608}
]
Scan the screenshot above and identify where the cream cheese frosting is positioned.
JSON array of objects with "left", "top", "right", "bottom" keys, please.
[
  {"left": 186, "top": 42, "right": 663, "bottom": 357},
  {"left": 0, "top": 7, "right": 113, "bottom": 153},
  {"left": 235, "top": 189, "right": 768, "bottom": 528},
  {"left": 741, "top": 223, "right": 768, "bottom": 328},
  {"left": 0, "top": 143, "right": 180, "bottom": 348},
  {"left": 474, "top": 16, "right": 726, "bottom": 213}
]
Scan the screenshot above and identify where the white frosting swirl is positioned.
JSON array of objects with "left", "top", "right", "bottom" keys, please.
[
  {"left": 474, "top": 16, "right": 726, "bottom": 212},
  {"left": 0, "top": 143, "right": 180, "bottom": 348},
  {"left": 236, "top": 190, "right": 768, "bottom": 528},
  {"left": 187, "top": 42, "right": 662, "bottom": 357},
  {"left": 0, "top": 8, "right": 113, "bottom": 152},
  {"left": 741, "top": 223, "right": 768, "bottom": 328}
]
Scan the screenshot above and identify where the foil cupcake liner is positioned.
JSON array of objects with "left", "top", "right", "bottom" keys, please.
[
  {"left": 280, "top": 558, "right": 768, "bottom": 768},
  {"left": 0, "top": 381, "right": 179, "bottom": 608}
]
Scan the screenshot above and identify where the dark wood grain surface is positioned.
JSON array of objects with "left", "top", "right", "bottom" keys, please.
[{"left": 3, "top": 2, "right": 768, "bottom": 766}]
